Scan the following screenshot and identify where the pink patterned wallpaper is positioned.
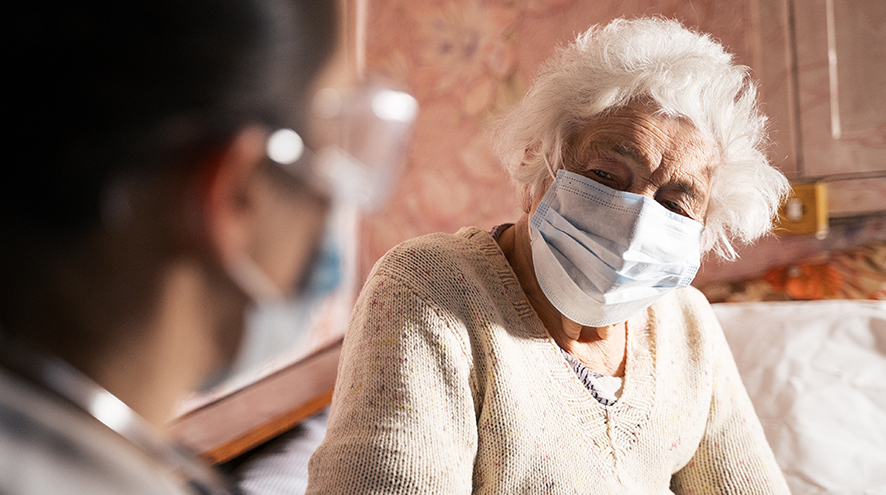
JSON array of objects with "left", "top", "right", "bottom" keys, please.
[
  {"left": 356, "top": 0, "right": 885, "bottom": 285},
  {"left": 357, "top": 0, "right": 757, "bottom": 277}
]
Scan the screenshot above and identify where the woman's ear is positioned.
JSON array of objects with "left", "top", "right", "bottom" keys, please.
[{"left": 198, "top": 126, "right": 269, "bottom": 267}]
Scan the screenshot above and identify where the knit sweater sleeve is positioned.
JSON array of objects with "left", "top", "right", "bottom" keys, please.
[
  {"left": 670, "top": 289, "right": 790, "bottom": 494},
  {"left": 306, "top": 250, "right": 478, "bottom": 494}
]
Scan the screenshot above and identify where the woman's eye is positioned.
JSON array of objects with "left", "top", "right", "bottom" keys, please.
[
  {"left": 662, "top": 200, "right": 686, "bottom": 215},
  {"left": 591, "top": 169, "right": 613, "bottom": 180}
]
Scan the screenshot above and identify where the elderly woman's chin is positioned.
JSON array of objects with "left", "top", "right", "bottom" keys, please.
[{"left": 306, "top": 17, "right": 791, "bottom": 495}]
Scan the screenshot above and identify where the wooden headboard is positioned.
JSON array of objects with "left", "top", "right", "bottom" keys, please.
[{"left": 170, "top": 339, "right": 342, "bottom": 464}]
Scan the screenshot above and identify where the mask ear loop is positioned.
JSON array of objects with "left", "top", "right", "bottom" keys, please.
[
  {"left": 528, "top": 146, "right": 560, "bottom": 240},
  {"left": 542, "top": 145, "right": 558, "bottom": 181},
  {"left": 541, "top": 132, "right": 564, "bottom": 180}
]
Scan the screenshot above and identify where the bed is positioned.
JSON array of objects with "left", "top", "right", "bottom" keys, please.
[
  {"left": 176, "top": 241, "right": 886, "bottom": 494},
  {"left": 714, "top": 299, "right": 886, "bottom": 494}
]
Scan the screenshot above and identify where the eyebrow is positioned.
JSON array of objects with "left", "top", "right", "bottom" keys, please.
[
  {"left": 604, "top": 141, "right": 658, "bottom": 175},
  {"left": 670, "top": 180, "right": 704, "bottom": 202},
  {"left": 608, "top": 142, "right": 707, "bottom": 203},
  {"left": 611, "top": 142, "right": 647, "bottom": 165}
]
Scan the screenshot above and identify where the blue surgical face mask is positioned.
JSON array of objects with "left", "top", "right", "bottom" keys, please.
[
  {"left": 227, "top": 223, "right": 344, "bottom": 379},
  {"left": 529, "top": 170, "right": 704, "bottom": 327},
  {"left": 197, "top": 218, "right": 345, "bottom": 391}
]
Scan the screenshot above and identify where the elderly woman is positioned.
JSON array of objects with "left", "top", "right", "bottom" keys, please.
[{"left": 308, "top": 18, "right": 790, "bottom": 494}]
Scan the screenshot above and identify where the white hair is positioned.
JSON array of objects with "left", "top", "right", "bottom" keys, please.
[{"left": 492, "top": 17, "right": 789, "bottom": 260}]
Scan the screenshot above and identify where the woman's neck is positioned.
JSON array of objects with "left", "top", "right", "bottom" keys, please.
[{"left": 497, "top": 216, "right": 627, "bottom": 377}]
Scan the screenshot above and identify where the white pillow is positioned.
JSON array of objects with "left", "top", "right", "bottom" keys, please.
[{"left": 713, "top": 300, "right": 886, "bottom": 495}]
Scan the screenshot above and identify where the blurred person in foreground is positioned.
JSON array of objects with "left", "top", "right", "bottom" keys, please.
[
  {"left": 1, "top": 1, "right": 337, "bottom": 493},
  {"left": 308, "top": 18, "right": 792, "bottom": 494}
]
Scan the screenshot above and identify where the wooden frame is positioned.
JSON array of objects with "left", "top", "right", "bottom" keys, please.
[{"left": 170, "top": 340, "right": 342, "bottom": 464}]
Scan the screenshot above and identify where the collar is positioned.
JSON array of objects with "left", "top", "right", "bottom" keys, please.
[{"left": 0, "top": 335, "right": 238, "bottom": 495}]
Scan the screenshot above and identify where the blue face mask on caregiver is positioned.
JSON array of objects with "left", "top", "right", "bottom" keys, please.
[
  {"left": 529, "top": 170, "right": 704, "bottom": 327},
  {"left": 218, "top": 84, "right": 419, "bottom": 383}
]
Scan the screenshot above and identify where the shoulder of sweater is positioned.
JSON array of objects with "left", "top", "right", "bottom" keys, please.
[
  {"left": 652, "top": 286, "right": 721, "bottom": 341},
  {"left": 393, "top": 226, "right": 490, "bottom": 253},
  {"left": 369, "top": 226, "right": 497, "bottom": 281},
  {"left": 355, "top": 228, "right": 500, "bottom": 356},
  {"left": 669, "top": 285, "right": 712, "bottom": 309},
  {"left": 357, "top": 227, "right": 508, "bottom": 310}
]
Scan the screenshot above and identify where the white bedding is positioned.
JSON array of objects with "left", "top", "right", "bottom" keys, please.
[
  {"left": 237, "top": 300, "right": 886, "bottom": 495},
  {"left": 713, "top": 300, "right": 886, "bottom": 495}
]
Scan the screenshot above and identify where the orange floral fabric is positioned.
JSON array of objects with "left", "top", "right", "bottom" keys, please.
[{"left": 699, "top": 242, "right": 886, "bottom": 303}]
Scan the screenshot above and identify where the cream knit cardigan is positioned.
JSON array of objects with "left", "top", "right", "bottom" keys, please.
[{"left": 307, "top": 227, "right": 789, "bottom": 494}]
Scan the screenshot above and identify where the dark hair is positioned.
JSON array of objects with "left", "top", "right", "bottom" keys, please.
[{"left": 3, "top": 0, "right": 336, "bottom": 240}]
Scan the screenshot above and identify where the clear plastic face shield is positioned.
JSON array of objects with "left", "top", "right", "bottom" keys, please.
[
  {"left": 311, "top": 82, "right": 419, "bottom": 211},
  {"left": 261, "top": 81, "right": 419, "bottom": 210},
  {"left": 221, "top": 81, "right": 418, "bottom": 383}
]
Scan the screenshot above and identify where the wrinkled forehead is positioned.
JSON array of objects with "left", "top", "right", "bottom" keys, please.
[{"left": 565, "top": 101, "right": 719, "bottom": 176}]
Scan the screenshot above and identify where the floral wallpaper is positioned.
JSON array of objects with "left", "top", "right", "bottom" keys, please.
[
  {"left": 357, "top": 0, "right": 754, "bottom": 277},
  {"left": 354, "top": 0, "right": 885, "bottom": 293}
]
